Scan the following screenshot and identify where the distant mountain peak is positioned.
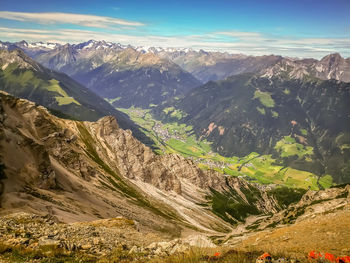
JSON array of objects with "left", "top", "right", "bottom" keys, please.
[
  {"left": 319, "top": 53, "right": 344, "bottom": 66},
  {"left": 18, "top": 40, "right": 28, "bottom": 47}
]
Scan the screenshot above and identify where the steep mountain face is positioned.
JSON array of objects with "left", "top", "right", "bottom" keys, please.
[
  {"left": 154, "top": 74, "right": 350, "bottom": 183},
  {"left": 26, "top": 40, "right": 201, "bottom": 108},
  {"left": 0, "top": 49, "right": 153, "bottom": 146},
  {"left": 261, "top": 53, "right": 350, "bottom": 82},
  {"left": 0, "top": 93, "right": 284, "bottom": 235},
  {"left": 316, "top": 53, "right": 350, "bottom": 81}
]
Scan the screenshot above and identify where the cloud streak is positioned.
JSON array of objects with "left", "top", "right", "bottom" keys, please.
[
  {"left": 0, "top": 26, "right": 349, "bottom": 58},
  {"left": 216, "top": 31, "right": 262, "bottom": 38},
  {"left": 0, "top": 11, "right": 144, "bottom": 28}
]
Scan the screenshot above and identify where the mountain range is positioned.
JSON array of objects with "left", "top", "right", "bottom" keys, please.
[
  {"left": 1, "top": 40, "right": 201, "bottom": 108},
  {"left": 2, "top": 40, "right": 350, "bottom": 107},
  {"left": 0, "top": 49, "right": 153, "bottom": 146}
]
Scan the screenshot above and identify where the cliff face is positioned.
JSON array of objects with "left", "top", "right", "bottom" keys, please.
[{"left": 0, "top": 92, "right": 279, "bottom": 237}]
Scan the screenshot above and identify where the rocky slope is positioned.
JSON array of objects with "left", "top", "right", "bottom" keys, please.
[
  {"left": 154, "top": 74, "right": 350, "bottom": 183},
  {"left": 0, "top": 92, "right": 285, "bottom": 237}
]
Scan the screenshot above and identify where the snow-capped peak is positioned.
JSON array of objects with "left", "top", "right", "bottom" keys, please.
[{"left": 28, "top": 42, "right": 60, "bottom": 50}]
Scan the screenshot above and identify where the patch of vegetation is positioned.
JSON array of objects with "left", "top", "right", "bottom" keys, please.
[
  {"left": 318, "top": 175, "right": 333, "bottom": 188},
  {"left": 161, "top": 106, "right": 187, "bottom": 120},
  {"left": 253, "top": 90, "right": 275, "bottom": 108},
  {"left": 104, "top": 97, "right": 121, "bottom": 104},
  {"left": 0, "top": 61, "right": 112, "bottom": 122},
  {"left": 275, "top": 136, "right": 313, "bottom": 158},
  {"left": 309, "top": 199, "right": 331, "bottom": 206},
  {"left": 271, "top": 110, "right": 279, "bottom": 118},
  {"left": 268, "top": 186, "right": 307, "bottom": 207},
  {"left": 266, "top": 221, "right": 279, "bottom": 228},
  {"left": 283, "top": 88, "right": 290, "bottom": 95},
  {"left": 100, "top": 247, "right": 263, "bottom": 263},
  {"left": 47, "top": 108, "right": 79, "bottom": 121},
  {"left": 207, "top": 188, "right": 260, "bottom": 224},
  {"left": 256, "top": 107, "right": 265, "bottom": 115},
  {"left": 47, "top": 79, "right": 81, "bottom": 106},
  {"left": 282, "top": 206, "right": 306, "bottom": 224},
  {"left": 162, "top": 107, "right": 175, "bottom": 114},
  {"left": 300, "top": 129, "right": 308, "bottom": 136}
]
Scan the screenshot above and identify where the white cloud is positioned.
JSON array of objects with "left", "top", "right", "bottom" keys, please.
[
  {"left": 216, "top": 31, "right": 262, "bottom": 38},
  {"left": 0, "top": 11, "right": 144, "bottom": 28}
]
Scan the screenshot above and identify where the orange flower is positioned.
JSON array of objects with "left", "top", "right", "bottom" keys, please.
[
  {"left": 259, "top": 252, "right": 272, "bottom": 259},
  {"left": 337, "top": 256, "right": 350, "bottom": 263}
]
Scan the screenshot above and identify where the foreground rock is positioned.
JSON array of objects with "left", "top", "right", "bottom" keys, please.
[
  {"left": 0, "top": 212, "right": 218, "bottom": 260},
  {"left": 0, "top": 212, "right": 152, "bottom": 257}
]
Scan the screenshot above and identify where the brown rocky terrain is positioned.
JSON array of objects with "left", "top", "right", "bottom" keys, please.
[{"left": 0, "top": 91, "right": 277, "bottom": 236}]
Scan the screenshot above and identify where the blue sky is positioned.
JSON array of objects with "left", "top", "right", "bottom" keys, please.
[{"left": 0, "top": 0, "right": 349, "bottom": 58}]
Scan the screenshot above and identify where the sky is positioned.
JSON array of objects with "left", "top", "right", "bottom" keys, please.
[{"left": 0, "top": 0, "right": 349, "bottom": 58}]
